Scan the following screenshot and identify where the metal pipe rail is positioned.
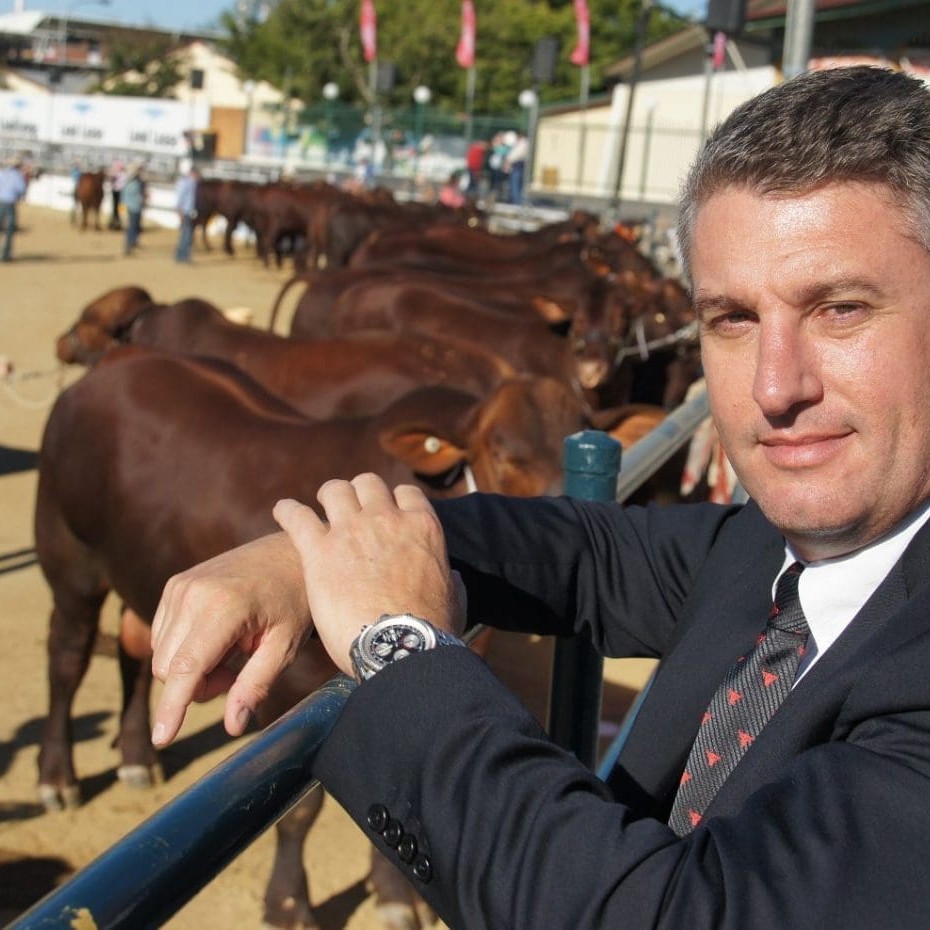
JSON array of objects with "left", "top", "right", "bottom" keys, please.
[
  {"left": 11, "top": 388, "right": 714, "bottom": 930},
  {"left": 10, "top": 677, "right": 355, "bottom": 930}
]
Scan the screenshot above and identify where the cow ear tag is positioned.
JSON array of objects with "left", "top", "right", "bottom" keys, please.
[{"left": 379, "top": 428, "right": 464, "bottom": 476}]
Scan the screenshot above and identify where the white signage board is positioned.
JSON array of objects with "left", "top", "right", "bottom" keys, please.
[{"left": 0, "top": 92, "right": 210, "bottom": 155}]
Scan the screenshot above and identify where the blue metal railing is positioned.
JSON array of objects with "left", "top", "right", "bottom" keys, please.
[{"left": 10, "top": 388, "right": 714, "bottom": 930}]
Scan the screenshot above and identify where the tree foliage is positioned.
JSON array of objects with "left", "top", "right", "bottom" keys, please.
[
  {"left": 219, "top": 0, "right": 684, "bottom": 114},
  {"left": 93, "top": 36, "right": 186, "bottom": 97}
]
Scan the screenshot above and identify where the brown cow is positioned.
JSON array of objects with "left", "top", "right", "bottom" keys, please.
[
  {"left": 35, "top": 347, "right": 585, "bottom": 929},
  {"left": 57, "top": 290, "right": 516, "bottom": 419},
  {"left": 288, "top": 269, "right": 637, "bottom": 414},
  {"left": 192, "top": 178, "right": 258, "bottom": 255},
  {"left": 72, "top": 171, "right": 105, "bottom": 231}
]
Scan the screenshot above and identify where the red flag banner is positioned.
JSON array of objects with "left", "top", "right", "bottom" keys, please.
[
  {"left": 711, "top": 30, "right": 727, "bottom": 69},
  {"left": 359, "top": 0, "right": 377, "bottom": 63},
  {"left": 570, "top": 0, "right": 590, "bottom": 67},
  {"left": 456, "top": 0, "right": 476, "bottom": 69}
]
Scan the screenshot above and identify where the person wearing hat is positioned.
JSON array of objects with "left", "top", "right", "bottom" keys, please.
[
  {"left": 0, "top": 157, "right": 27, "bottom": 262},
  {"left": 121, "top": 162, "right": 146, "bottom": 257}
]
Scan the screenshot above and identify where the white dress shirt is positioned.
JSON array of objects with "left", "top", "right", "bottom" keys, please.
[{"left": 779, "top": 499, "right": 930, "bottom": 682}]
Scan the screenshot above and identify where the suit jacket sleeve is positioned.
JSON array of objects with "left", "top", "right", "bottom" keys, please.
[
  {"left": 432, "top": 493, "right": 740, "bottom": 657},
  {"left": 314, "top": 635, "right": 930, "bottom": 929},
  {"left": 313, "top": 494, "right": 930, "bottom": 928}
]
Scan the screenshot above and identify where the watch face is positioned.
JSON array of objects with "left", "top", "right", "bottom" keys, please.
[
  {"left": 370, "top": 621, "right": 428, "bottom": 663},
  {"left": 358, "top": 616, "right": 435, "bottom": 674}
]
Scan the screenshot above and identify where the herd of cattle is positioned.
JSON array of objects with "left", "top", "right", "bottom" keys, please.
[{"left": 35, "top": 184, "right": 712, "bottom": 930}]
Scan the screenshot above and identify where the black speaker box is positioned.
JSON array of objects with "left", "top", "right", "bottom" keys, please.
[
  {"left": 189, "top": 68, "right": 205, "bottom": 90},
  {"left": 376, "top": 61, "right": 396, "bottom": 94},
  {"left": 531, "top": 37, "right": 561, "bottom": 85},
  {"left": 705, "top": 0, "right": 746, "bottom": 35}
]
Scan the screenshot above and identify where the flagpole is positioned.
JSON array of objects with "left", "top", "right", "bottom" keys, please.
[
  {"left": 465, "top": 66, "right": 476, "bottom": 147},
  {"left": 575, "top": 64, "right": 589, "bottom": 192}
]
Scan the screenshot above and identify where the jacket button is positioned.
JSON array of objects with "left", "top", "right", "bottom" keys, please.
[
  {"left": 383, "top": 818, "right": 403, "bottom": 848},
  {"left": 397, "top": 833, "right": 418, "bottom": 863},
  {"left": 367, "top": 804, "right": 389, "bottom": 834},
  {"left": 412, "top": 853, "right": 432, "bottom": 883}
]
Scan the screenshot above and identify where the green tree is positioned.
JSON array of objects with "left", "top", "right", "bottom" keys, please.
[
  {"left": 92, "top": 36, "right": 185, "bottom": 97},
  {"left": 220, "top": 0, "right": 684, "bottom": 114}
]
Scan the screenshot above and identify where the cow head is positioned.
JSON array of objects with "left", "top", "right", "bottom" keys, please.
[
  {"left": 568, "top": 277, "right": 631, "bottom": 392},
  {"left": 56, "top": 286, "right": 155, "bottom": 366},
  {"left": 379, "top": 376, "right": 585, "bottom": 498}
]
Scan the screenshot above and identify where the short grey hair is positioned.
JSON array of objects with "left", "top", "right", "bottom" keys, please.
[{"left": 676, "top": 66, "right": 930, "bottom": 281}]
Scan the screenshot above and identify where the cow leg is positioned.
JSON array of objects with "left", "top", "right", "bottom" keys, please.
[
  {"left": 38, "top": 589, "right": 105, "bottom": 811},
  {"left": 262, "top": 785, "right": 325, "bottom": 930},
  {"left": 369, "top": 850, "right": 435, "bottom": 930},
  {"left": 115, "top": 606, "right": 160, "bottom": 787}
]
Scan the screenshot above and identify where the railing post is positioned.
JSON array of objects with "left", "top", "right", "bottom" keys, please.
[{"left": 547, "top": 429, "right": 621, "bottom": 769}]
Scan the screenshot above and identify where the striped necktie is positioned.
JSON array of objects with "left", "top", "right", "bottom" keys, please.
[{"left": 668, "top": 562, "right": 809, "bottom": 835}]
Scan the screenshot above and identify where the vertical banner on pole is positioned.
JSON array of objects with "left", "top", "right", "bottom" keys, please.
[
  {"left": 570, "top": 0, "right": 590, "bottom": 67},
  {"left": 456, "top": 0, "right": 477, "bottom": 146},
  {"left": 455, "top": 0, "right": 476, "bottom": 68},
  {"left": 359, "top": 0, "right": 377, "bottom": 63}
]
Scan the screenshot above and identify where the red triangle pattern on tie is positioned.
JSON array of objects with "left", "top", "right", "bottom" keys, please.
[
  {"left": 701, "top": 711, "right": 713, "bottom": 724},
  {"left": 680, "top": 770, "right": 692, "bottom": 786},
  {"left": 762, "top": 669, "right": 779, "bottom": 687},
  {"left": 727, "top": 689, "right": 742, "bottom": 705},
  {"left": 705, "top": 750, "right": 721, "bottom": 767},
  {"left": 689, "top": 810, "right": 702, "bottom": 827},
  {"left": 738, "top": 730, "right": 754, "bottom": 748}
]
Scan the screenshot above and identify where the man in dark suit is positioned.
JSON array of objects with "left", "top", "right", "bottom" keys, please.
[{"left": 152, "top": 66, "right": 930, "bottom": 927}]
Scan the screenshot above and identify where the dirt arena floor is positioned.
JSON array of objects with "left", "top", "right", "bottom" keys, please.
[{"left": 0, "top": 203, "right": 656, "bottom": 929}]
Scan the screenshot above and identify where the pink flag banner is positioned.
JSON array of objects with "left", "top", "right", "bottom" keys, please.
[
  {"left": 711, "top": 30, "right": 727, "bottom": 69},
  {"left": 456, "top": 0, "right": 477, "bottom": 69},
  {"left": 359, "top": 0, "right": 377, "bottom": 63},
  {"left": 570, "top": 0, "right": 590, "bottom": 67}
]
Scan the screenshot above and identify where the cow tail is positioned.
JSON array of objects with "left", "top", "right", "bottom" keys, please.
[{"left": 266, "top": 273, "right": 316, "bottom": 334}]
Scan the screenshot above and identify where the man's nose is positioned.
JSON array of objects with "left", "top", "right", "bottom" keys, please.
[{"left": 752, "top": 320, "right": 822, "bottom": 417}]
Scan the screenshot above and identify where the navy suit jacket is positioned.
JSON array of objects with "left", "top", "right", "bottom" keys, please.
[{"left": 314, "top": 494, "right": 930, "bottom": 929}]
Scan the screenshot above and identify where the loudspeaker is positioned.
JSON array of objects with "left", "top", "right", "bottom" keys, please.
[
  {"left": 705, "top": 0, "right": 746, "bottom": 35},
  {"left": 531, "top": 37, "right": 561, "bottom": 85},
  {"left": 376, "top": 61, "right": 396, "bottom": 94},
  {"left": 190, "top": 68, "right": 205, "bottom": 90}
]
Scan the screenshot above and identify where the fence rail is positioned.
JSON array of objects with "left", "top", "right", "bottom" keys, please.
[{"left": 10, "top": 388, "right": 714, "bottom": 930}]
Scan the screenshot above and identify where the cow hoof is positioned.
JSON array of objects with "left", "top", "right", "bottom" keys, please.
[
  {"left": 116, "top": 764, "right": 153, "bottom": 788},
  {"left": 38, "top": 782, "right": 81, "bottom": 811},
  {"left": 375, "top": 903, "right": 422, "bottom": 930}
]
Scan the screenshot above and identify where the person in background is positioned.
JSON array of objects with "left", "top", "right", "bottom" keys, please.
[
  {"left": 121, "top": 162, "right": 146, "bottom": 257},
  {"left": 438, "top": 171, "right": 466, "bottom": 208},
  {"left": 173, "top": 164, "right": 200, "bottom": 264},
  {"left": 152, "top": 66, "right": 930, "bottom": 929},
  {"left": 464, "top": 138, "right": 488, "bottom": 196},
  {"left": 0, "top": 156, "right": 28, "bottom": 263},
  {"left": 504, "top": 131, "right": 529, "bottom": 205},
  {"left": 108, "top": 158, "right": 127, "bottom": 231}
]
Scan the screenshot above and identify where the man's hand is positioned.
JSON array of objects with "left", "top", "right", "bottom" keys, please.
[
  {"left": 274, "top": 474, "right": 465, "bottom": 678},
  {"left": 150, "top": 531, "right": 311, "bottom": 747}
]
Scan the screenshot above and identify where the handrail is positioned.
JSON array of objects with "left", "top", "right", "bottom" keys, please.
[
  {"left": 9, "top": 677, "right": 355, "bottom": 930},
  {"left": 11, "top": 387, "right": 715, "bottom": 930}
]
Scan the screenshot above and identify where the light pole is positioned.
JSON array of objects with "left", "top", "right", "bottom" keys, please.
[
  {"left": 412, "top": 84, "right": 431, "bottom": 183},
  {"left": 322, "top": 81, "right": 339, "bottom": 164},
  {"left": 241, "top": 80, "right": 255, "bottom": 159},
  {"left": 518, "top": 88, "right": 539, "bottom": 207},
  {"left": 59, "top": 0, "right": 110, "bottom": 68}
]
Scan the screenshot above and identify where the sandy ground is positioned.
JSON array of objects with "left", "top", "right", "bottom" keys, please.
[{"left": 0, "top": 204, "right": 655, "bottom": 929}]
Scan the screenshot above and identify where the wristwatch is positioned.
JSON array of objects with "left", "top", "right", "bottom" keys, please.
[{"left": 350, "top": 613, "right": 464, "bottom": 682}]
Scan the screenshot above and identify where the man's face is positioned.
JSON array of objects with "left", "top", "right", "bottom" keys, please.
[{"left": 692, "top": 183, "right": 930, "bottom": 561}]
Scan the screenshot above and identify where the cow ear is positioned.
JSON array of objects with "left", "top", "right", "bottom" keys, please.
[
  {"left": 532, "top": 296, "right": 571, "bottom": 325},
  {"left": 379, "top": 428, "right": 466, "bottom": 476}
]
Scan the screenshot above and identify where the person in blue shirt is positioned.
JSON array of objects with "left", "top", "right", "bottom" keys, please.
[
  {"left": 121, "top": 162, "right": 146, "bottom": 257},
  {"left": 0, "top": 157, "right": 28, "bottom": 262},
  {"left": 173, "top": 165, "right": 200, "bottom": 263}
]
